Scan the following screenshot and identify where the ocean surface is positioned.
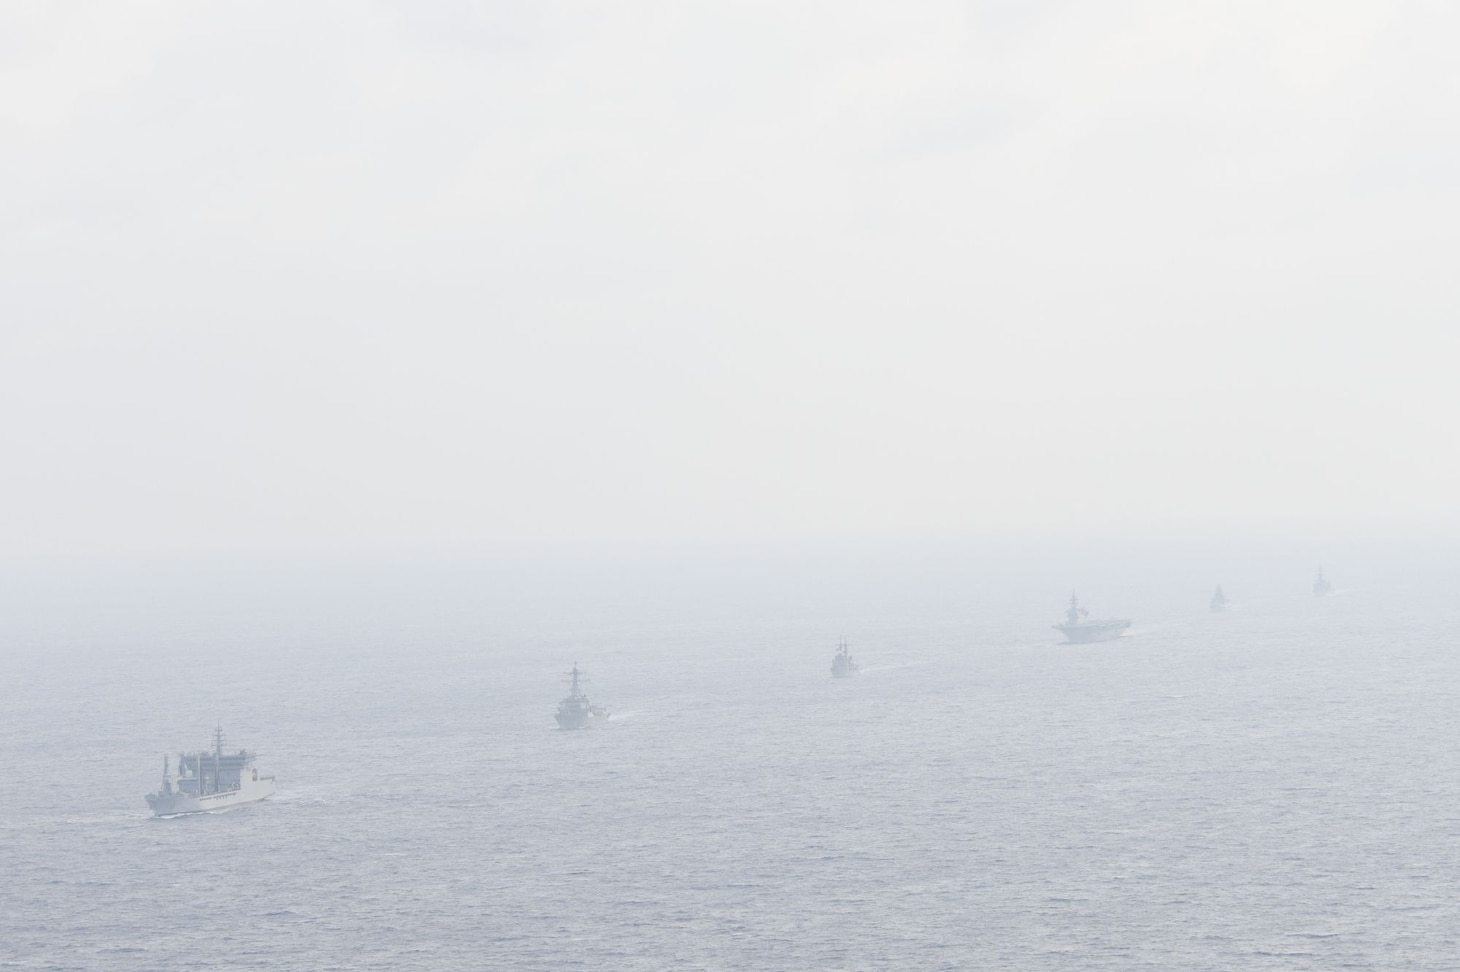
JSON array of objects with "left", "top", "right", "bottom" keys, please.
[{"left": 1, "top": 539, "right": 1458, "bottom": 970}]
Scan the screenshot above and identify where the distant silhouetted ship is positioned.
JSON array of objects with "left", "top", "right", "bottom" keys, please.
[
  {"left": 1210, "top": 585, "right": 1227, "bottom": 612},
  {"left": 1053, "top": 592, "right": 1131, "bottom": 643},
  {"left": 555, "top": 664, "right": 608, "bottom": 729},
  {"left": 830, "top": 639, "right": 858, "bottom": 678},
  {"left": 1313, "top": 569, "right": 1334, "bottom": 597}
]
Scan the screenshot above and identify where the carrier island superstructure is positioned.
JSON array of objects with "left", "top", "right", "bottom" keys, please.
[{"left": 145, "top": 728, "right": 275, "bottom": 816}]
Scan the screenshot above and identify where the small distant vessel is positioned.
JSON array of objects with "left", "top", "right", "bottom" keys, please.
[
  {"left": 830, "top": 639, "right": 858, "bottom": 678},
  {"left": 1053, "top": 592, "right": 1131, "bottom": 644},
  {"left": 1210, "top": 585, "right": 1227, "bottom": 612},
  {"left": 145, "top": 727, "right": 275, "bottom": 817},
  {"left": 555, "top": 664, "right": 608, "bottom": 729},
  {"left": 1313, "top": 568, "right": 1334, "bottom": 597}
]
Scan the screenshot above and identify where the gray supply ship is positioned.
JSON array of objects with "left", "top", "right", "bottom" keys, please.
[
  {"left": 1313, "top": 568, "right": 1334, "bottom": 596},
  {"left": 830, "top": 639, "right": 858, "bottom": 678},
  {"left": 1210, "top": 585, "right": 1227, "bottom": 612},
  {"left": 145, "top": 727, "right": 275, "bottom": 817},
  {"left": 555, "top": 664, "right": 608, "bottom": 729},
  {"left": 1053, "top": 592, "right": 1131, "bottom": 643}
]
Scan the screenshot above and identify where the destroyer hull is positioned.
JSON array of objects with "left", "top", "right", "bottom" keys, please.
[
  {"left": 555, "top": 714, "right": 605, "bottom": 730},
  {"left": 147, "top": 778, "right": 275, "bottom": 816},
  {"left": 555, "top": 706, "right": 607, "bottom": 730},
  {"left": 1054, "top": 620, "right": 1131, "bottom": 644}
]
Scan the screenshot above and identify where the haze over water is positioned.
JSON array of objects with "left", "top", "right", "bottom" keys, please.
[
  {"left": 2, "top": 535, "right": 1457, "bottom": 970},
  {"left": 5, "top": 2, "right": 1460, "bottom": 967}
]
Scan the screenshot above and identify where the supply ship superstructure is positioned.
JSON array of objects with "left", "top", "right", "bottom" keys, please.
[{"left": 145, "top": 727, "right": 275, "bottom": 816}]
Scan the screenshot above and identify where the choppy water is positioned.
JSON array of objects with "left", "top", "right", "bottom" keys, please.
[{"left": 1, "top": 543, "right": 1458, "bottom": 969}]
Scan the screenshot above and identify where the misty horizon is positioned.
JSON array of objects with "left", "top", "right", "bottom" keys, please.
[{"left": 4, "top": 2, "right": 1458, "bottom": 557}]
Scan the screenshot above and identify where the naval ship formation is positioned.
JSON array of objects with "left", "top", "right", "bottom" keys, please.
[
  {"left": 139, "top": 570, "right": 1343, "bottom": 813},
  {"left": 145, "top": 728, "right": 274, "bottom": 817}
]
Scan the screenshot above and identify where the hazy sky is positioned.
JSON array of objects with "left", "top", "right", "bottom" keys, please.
[{"left": 2, "top": 1, "right": 1457, "bottom": 555}]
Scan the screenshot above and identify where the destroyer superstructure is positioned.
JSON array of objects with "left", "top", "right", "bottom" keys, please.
[
  {"left": 555, "top": 664, "right": 607, "bottom": 729},
  {"left": 1053, "top": 592, "right": 1131, "bottom": 644},
  {"left": 145, "top": 727, "right": 275, "bottom": 817},
  {"left": 830, "top": 639, "right": 858, "bottom": 678}
]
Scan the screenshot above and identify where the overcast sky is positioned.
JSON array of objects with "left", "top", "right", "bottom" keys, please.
[{"left": 1, "top": 0, "right": 1457, "bottom": 556}]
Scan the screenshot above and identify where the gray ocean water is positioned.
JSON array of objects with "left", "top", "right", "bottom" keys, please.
[{"left": 1, "top": 539, "right": 1458, "bottom": 970}]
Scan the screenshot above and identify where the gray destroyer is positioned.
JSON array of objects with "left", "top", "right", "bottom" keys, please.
[
  {"left": 555, "top": 664, "right": 608, "bottom": 729},
  {"left": 1053, "top": 592, "right": 1131, "bottom": 644},
  {"left": 830, "top": 639, "right": 858, "bottom": 678},
  {"left": 145, "top": 728, "right": 275, "bottom": 817}
]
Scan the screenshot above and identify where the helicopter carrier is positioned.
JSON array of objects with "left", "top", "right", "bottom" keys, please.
[
  {"left": 145, "top": 728, "right": 275, "bottom": 817},
  {"left": 1053, "top": 592, "right": 1131, "bottom": 644}
]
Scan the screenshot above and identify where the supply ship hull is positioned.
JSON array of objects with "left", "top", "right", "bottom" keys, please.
[
  {"left": 146, "top": 728, "right": 275, "bottom": 817},
  {"left": 146, "top": 776, "right": 275, "bottom": 816}
]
